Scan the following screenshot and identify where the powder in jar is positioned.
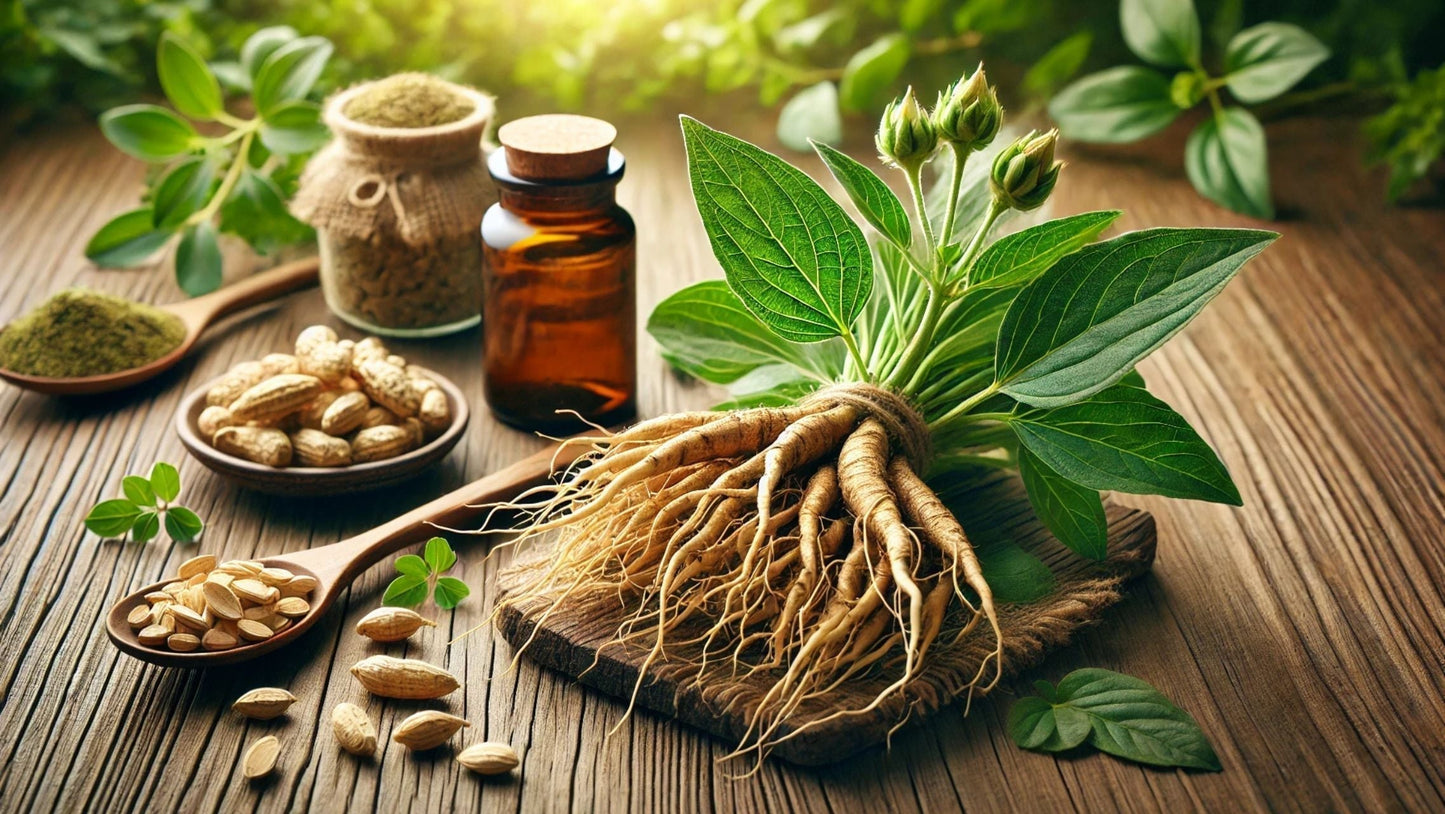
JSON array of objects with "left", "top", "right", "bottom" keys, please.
[
  {"left": 342, "top": 73, "right": 476, "bottom": 129},
  {"left": 0, "top": 288, "right": 186, "bottom": 377}
]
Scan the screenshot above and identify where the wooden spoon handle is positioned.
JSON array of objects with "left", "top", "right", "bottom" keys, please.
[
  {"left": 186, "top": 256, "right": 320, "bottom": 324},
  {"left": 286, "top": 442, "right": 588, "bottom": 585}
]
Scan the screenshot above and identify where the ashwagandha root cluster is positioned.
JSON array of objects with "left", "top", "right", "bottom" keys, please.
[{"left": 496, "top": 384, "right": 1000, "bottom": 757}]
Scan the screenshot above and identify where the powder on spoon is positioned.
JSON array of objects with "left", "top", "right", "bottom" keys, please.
[
  {"left": 0, "top": 288, "right": 186, "bottom": 377},
  {"left": 343, "top": 73, "right": 476, "bottom": 129}
]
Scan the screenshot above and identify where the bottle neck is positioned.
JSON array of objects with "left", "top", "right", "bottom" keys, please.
[{"left": 488, "top": 147, "right": 626, "bottom": 217}]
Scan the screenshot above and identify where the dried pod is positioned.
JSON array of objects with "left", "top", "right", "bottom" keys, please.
[
  {"left": 213, "top": 426, "right": 294, "bottom": 467},
  {"left": 202, "top": 627, "right": 238, "bottom": 651},
  {"left": 336, "top": 376, "right": 362, "bottom": 393},
  {"left": 228, "top": 374, "right": 323, "bottom": 423},
  {"left": 260, "top": 353, "right": 300, "bottom": 377},
  {"left": 354, "top": 359, "right": 419, "bottom": 417},
  {"left": 178, "top": 555, "right": 216, "bottom": 580},
  {"left": 126, "top": 605, "right": 151, "bottom": 629},
  {"left": 351, "top": 337, "right": 389, "bottom": 367},
  {"left": 274, "top": 596, "right": 310, "bottom": 618},
  {"left": 418, "top": 388, "right": 451, "bottom": 434},
  {"left": 299, "top": 341, "right": 353, "bottom": 385},
  {"left": 392, "top": 710, "right": 470, "bottom": 751},
  {"left": 232, "top": 687, "right": 298, "bottom": 720},
  {"left": 350, "top": 655, "right": 459, "bottom": 699},
  {"left": 355, "top": 606, "right": 436, "bottom": 642},
  {"left": 321, "top": 391, "right": 371, "bottom": 436},
  {"left": 237, "top": 619, "right": 274, "bottom": 642},
  {"left": 295, "top": 325, "right": 339, "bottom": 356},
  {"left": 282, "top": 575, "right": 319, "bottom": 597},
  {"left": 242, "top": 735, "right": 281, "bottom": 780},
  {"left": 167, "top": 633, "right": 201, "bottom": 652},
  {"left": 206, "top": 361, "right": 268, "bottom": 407},
  {"left": 359, "top": 405, "right": 398, "bottom": 430},
  {"left": 351, "top": 425, "right": 415, "bottom": 463},
  {"left": 137, "top": 624, "right": 170, "bottom": 646},
  {"left": 197, "top": 405, "right": 235, "bottom": 439},
  {"left": 202, "top": 581, "right": 244, "bottom": 621},
  {"left": 258, "top": 567, "right": 294, "bottom": 586},
  {"left": 403, "top": 417, "right": 426, "bottom": 447},
  {"left": 385, "top": 354, "right": 407, "bottom": 369},
  {"left": 298, "top": 390, "right": 340, "bottom": 430},
  {"left": 331, "top": 703, "right": 377, "bottom": 757},
  {"left": 169, "top": 605, "right": 210, "bottom": 632},
  {"left": 456, "top": 742, "right": 520, "bottom": 775},
  {"left": 233, "top": 578, "right": 277, "bottom": 604}
]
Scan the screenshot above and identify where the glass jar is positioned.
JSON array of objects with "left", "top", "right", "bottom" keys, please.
[{"left": 481, "top": 145, "right": 636, "bottom": 432}]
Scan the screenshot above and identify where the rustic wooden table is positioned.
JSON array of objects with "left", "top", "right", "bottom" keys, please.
[{"left": 1, "top": 114, "right": 1442, "bottom": 813}]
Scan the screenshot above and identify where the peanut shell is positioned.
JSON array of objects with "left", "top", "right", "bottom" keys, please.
[
  {"left": 320, "top": 391, "right": 371, "bottom": 436},
  {"left": 354, "top": 607, "right": 436, "bottom": 643},
  {"left": 242, "top": 735, "right": 280, "bottom": 780},
  {"left": 350, "top": 655, "right": 459, "bottom": 699},
  {"left": 332, "top": 703, "right": 377, "bottom": 757},
  {"left": 232, "top": 687, "right": 298, "bottom": 720},
  {"left": 354, "top": 359, "right": 419, "bottom": 417},
  {"left": 456, "top": 743, "right": 520, "bottom": 775},
  {"left": 392, "top": 710, "right": 469, "bottom": 751},
  {"left": 228, "top": 374, "right": 323, "bottom": 423},
  {"left": 214, "top": 426, "right": 293, "bottom": 467}
]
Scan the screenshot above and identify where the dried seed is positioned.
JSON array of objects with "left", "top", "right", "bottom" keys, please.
[
  {"left": 213, "top": 426, "right": 294, "bottom": 467},
  {"left": 170, "top": 605, "right": 210, "bottom": 632},
  {"left": 257, "top": 567, "right": 295, "bottom": 587},
  {"left": 355, "top": 607, "right": 436, "bottom": 642},
  {"left": 181, "top": 585, "right": 207, "bottom": 614},
  {"left": 202, "top": 582, "right": 244, "bottom": 621},
  {"left": 149, "top": 600, "right": 172, "bottom": 625},
  {"left": 351, "top": 425, "right": 414, "bottom": 463},
  {"left": 358, "top": 405, "right": 397, "bottom": 430},
  {"left": 205, "top": 571, "right": 236, "bottom": 589},
  {"left": 156, "top": 611, "right": 177, "bottom": 634},
  {"left": 289, "top": 428, "right": 352, "bottom": 467},
  {"left": 295, "top": 325, "right": 338, "bottom": 356},
  {"left": 331, "top": 703, "right": 377, "bottom": 757},
  {"left": 232, "top": 688, "right": 298, "bottom": 720},
  {"left": 320, "top": 391, "right": 371, "bottom": 436},
  {"left": 137, "top": 624, "right": 170, "bottom": 646},
  {"left": 178, "top": 555, "right": 216, "bottom": 580},
  {"left": 127, "top": 605, "right": 152, "bottom": 629},
  {"left": 274, "top": 597, "right": 310, "bottom": 618},
  {"left": 202, "top": 628, "right": 238, "bottom": 651},
  {"left": 207, "top": 361, "right": 268, "bottom": 407},
  {"left": 280, "top": 575, "right": 318, "bottom": 597},
  {"left": 418, "top": 388, "right": 451, "bottom": 435},
  {"left": 161, "top": 581, "right": 186, "bottom": 595},
  {"left": 167, "top": 633, "right": 201, "bottom": 652},
  {"left": 197, "top": 405, "right": 235, "bottom": 439},
  {"left": 229, "top": 374, "right": 323, "bottom": 423},
  {"left": 237, "top": 619, "right": 274, "bottom": 642},
  {"left": 298, "top": 341, "right": 353, "bottom": 385},
  {"left": 242, "top": 735, "right": 281, "bottom": 780},
  {"left": 350, "top": 655, "right": 459, "bottom": 699},
  {"left": 144, "top": 591, "right": 171, "bottom": 605},
  {"left": 186, "top": 572, "right": 207, "bottom": 588},
  {"left": 260, "top": 352, "right": 299, "bottom": 377},
  {"left": 354, "top": 359, "right": 419, "bottom": 417},
  {"left": 243, "top": 605, "right": 273, "bottom": 621},
  {"left": 456, "top": 742, "right": 520, "bottom": 775},
  {"left": 269, "top": 616, "right": 293, "bottom": 633},
  {"left": 392, "top": 711, "right": 469, "bottom": 751},
  {"left": 233, "top": 578, "right": 274, "bottom": 604}
]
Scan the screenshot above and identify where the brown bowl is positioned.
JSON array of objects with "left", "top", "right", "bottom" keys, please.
[{"left": 176, "top": 373, "right": 470, "bottom": 496}]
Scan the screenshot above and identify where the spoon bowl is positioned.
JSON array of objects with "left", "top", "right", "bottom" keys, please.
[
  {"left": 105, "top": 442, "right": 585, "bottom": 668},
  {"left": 0, "top": 257, "right": 319, "bottom": 396}
]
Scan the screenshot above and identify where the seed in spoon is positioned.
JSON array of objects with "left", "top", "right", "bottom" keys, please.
[{"left": 237, "top": 619, "right": 273, "bottom": 642}]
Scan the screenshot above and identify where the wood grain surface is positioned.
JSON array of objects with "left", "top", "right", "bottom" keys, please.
[{"left": 1, "top": 113, "right": 1443, "bottom": 813}]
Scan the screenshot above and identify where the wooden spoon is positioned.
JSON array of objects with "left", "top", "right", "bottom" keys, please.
[
  {"left": 105, "top": 443, "right": 584, "bottom": 668},
  {"left": 0, "top": 256, "right": 319, "bottom": 396}
]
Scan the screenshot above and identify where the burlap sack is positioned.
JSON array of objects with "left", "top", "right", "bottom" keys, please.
[{"left": 291, "top": 81, "right": 496, "bottom": 246}]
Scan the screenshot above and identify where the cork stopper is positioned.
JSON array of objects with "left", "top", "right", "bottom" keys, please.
[{"left": 497, "top": 114, "right": 617, "bottom": 181}]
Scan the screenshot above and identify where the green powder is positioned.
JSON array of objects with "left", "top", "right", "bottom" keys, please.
[
  {"left": 0, "top": 288, "right": 186, "bottom": 377},
  {"left": 344, "top": 73, "right": 475, "bottom": 128}
]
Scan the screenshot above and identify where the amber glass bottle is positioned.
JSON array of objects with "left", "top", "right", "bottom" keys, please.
[{"left": 481, "top": 115, "right": 636, "bottom": 432}]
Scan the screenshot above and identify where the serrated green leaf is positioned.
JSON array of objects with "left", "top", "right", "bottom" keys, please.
[
  {"left": 383, "top": 573, "right": 429, "bottom": 607},
  {"left": 1120, "top": 0, "right": 1201, "bottom": 68},
  {"left": 1055, "top": 668, "right": 1221, "bottom": 770},
  {"left": 131, "top": 511, "right": 161, "bottom": 543},
  {"left": 813, "top": 140, "right": 911, "bottom": 250},
  {"left": 977, "top": 542, "right": 1054, "bottom": 603},
  {"left": 776, "top": 81, "right": 841, "bottom": 153},
  {"left": 157, "top": 32, "right": 223, "bottom": 120},
  {"left": 995, "top": 227, "right": 1277, "bottom": 407},
  {"left": 968, "top": 210, "right": 1121, "bottom": 289},
  {"left": 1010, "top": 383, "right": 1241, "bottom": 504},
  {"left": 1224, "top": 23, "right": 1329, "bottom": 104},
  {"left": 680, "top": 116, "right": 871, "bottom": 343},
  {"left": 395, "top": 554, "right": 429, "bottom": 577},
  {"left": 1018, "top": 446, "right": 1108, "bottom": 560},
  {"left": 838, "top": 34, "right": 910, "bottom": 113},
  {"left": 151, "top": 157, "right": 215, "bottom": 229},
  {"left": 122, "top": 475, "right": 156, "bottom": 507},
  {"left": 1049, "top": 67, "right": 1179, "bottom": 144},
  {"left": 253, "top": 37, "right": 332, "bottom": 117},
  {"left": 241, "top": 26, "right": 298, "bottom": 81},
  {"left": 433, "top": 576, "right": 470, "bottom": 609},
  {"left": 99, "top": 105, "right": 198, "bottom": 162},
  {"left": 1186, "top": 108, "right": 1274, "bottom": 219},
  {"left": 85, "top": 209, "right": 172, "bottom": 268},
  {"left": 149, "top": 462, "right": 181, "bottom": 502},
  {"left": 164, "top": 506, "right": 204, "bottom": 542},
  {"left": 424, "top": 537, "right": 457, "bottom": 574},
  {"left": 175, "top": 221, "right": 223, "bottom": 296},
  {"left": 259, "top": 101, "right": 329, "bottom": 155},
  {"left": 86, "top": 499, "right": 141, "bottom": 538}
]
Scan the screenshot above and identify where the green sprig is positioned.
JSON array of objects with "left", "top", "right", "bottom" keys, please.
[
  {"left": 383, "top": 537, "right": 471, "bottom": 610},
  {"left": 83, "top": 462, "right": 204, "bottom": 544}
]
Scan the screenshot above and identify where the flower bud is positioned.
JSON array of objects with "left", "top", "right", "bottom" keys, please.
[
  {"left": 933, "top": 64, "right": 1002, "bottom": 149},
  {"left": 990, "top": 129, "right": 1063, "bottom": 211},
  {"left": 875, "top": 86, "right": 938, "bottom": 170}
]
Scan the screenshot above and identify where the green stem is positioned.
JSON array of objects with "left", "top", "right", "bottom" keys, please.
[
  {"left": 906, "top": 167, "right": 937, "bottom": 269},
  {"left": 884, "top": 281, "right": 943, "bottom": 391},
  {"left": 189, "top": 128, "right": 254, "bottom": 227},
  {"left": 940, "top": 144, "right": 968, "bottom": 246},
  {"left": 214, "top": 110, "right": 252, "bottom": 130},
  {"left": 841, "top": 330, "right": 871, "bottom": 383},
  {"left": 954, "top": 199, "right": 1005, "bottom": 290},
  {"left": 928, "top": 381, "right": 1001, "bottom": 429}
]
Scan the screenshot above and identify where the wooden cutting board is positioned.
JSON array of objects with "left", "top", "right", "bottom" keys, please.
[{"left": 496, "top": 476, "right": 1156, "bottom": 766}]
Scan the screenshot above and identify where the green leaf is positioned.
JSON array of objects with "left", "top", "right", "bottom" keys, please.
[
  {"left": 838, "top": 34, "right": 910, "bottom": 113},
  {"left": 210, "top": 60, "right": 250, "bottom": 93},
  {"left": 424, "top": 537, "right": 457, "bottom": 574},
  {"left": 776, "top": 81, "right": 841, "bottom": 153},
  {"left": 813, "top": 141, "right": 911, "bottom": 250},
  {"left": 649, "top": 281, "right": 832, "bottom": 384},
  {"left": 1185, "top": 109, "right": 1273, "bottom": 219},
  {"left": 1018, "top": 446, "right": 1108, "bottom": 560},
  {"left": 395, "top": 554, "right": 429, "bottom": 577},
  {"left": 99, "top": 105, "right": 198, "bottom": 162},
  {"left": 149, "top": 463, "right": 181, "bottom": 502},
  {"left": 712, "top": 377, "right": 819, "bottom": 410},
  {"left": 175, "top": 222, "right": 223, "bottom": 296},
  {"left": 1010, "top": 383, "right": 1241, "bottom": 504},
  {"left": 131, "top": 511, "right": 161, "bottom": 544},
  {"left": 1023, "top": 31, "right": 1093, "bottom": 101},
  {"left": 241, "top": 26, "right": 299, "bottom": 82},
  {"left": 1056, "top": 668, "right": 1221, "bottom": 770},
  {"left": 680, "top": 116, "right": 872, "bottom": 343},
  {"left": 968, "top": 210, "right": 1121, "bottom": 289},
  {"left": 218, "top": 170, "right": 313, "bottom": 255},
  {"left": 900, "top": 0, "right": 942, "bottom": 31},
  {"left": 995, "top": 227, "right": 1277, "bottom": 407},
  {"left": 163, "top": 506, "right": 204, "bottom": 542},
  {"left": 977, "top": 542, "right": 1055, "bottom": 603},
  {"left": 1008, "top": 696, "right": 1092, "bottom": 751},
  {"left": 1224, "top": 23, "right": 1329, "bottom": 104},
  {"left": 85, "top": 209, "right": 172, "bottom": 268},
  {"left": 122, "top": 475, "right": 156, "bottom": 507},
  {"left": 433, "top": 576, "right": 471, "bottom": 609},
  {"left": 151, "top": 157, "right": 215, "bottom": 229},
  {"left": 383, "top": 573, "right": 429, "bottom": 607},
  {"left": 85, "top": 499, "right": 141, "bottom": 538},
  {"left": 253, "top": 36, "right": 333, "bottom": 117},
  {"left": 1120, "top": 0, "right": 1201, "bottom": 68},
  {"left": 1049, "top": 67, "right": 1179, "bottom": 144},
  {"left": 259, "top": 101, "right": 329, "bottom": 155},
  {"left": 157, "top": 32, "right": 223, "bottom": 120}
]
